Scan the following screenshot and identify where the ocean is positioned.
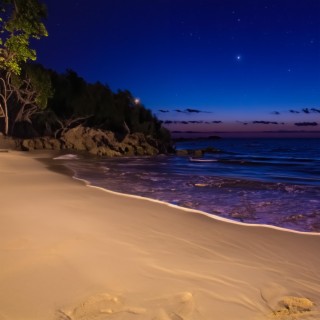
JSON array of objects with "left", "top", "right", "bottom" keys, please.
[{"left": 55, "top": 138, "right": 320, "bottom": 233}]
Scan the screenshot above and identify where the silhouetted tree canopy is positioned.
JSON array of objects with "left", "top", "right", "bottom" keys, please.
[{"left": 32, "top": 67, "right": 170, "bottom": 143}]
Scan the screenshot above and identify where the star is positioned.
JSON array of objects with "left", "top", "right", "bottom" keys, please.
[{"left": 236, "top": 55, "right": 241, "bottom": 61}]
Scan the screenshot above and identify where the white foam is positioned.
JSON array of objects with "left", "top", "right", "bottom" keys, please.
[
  {"left": 71, "top": 174, "right": 320, "bottom": 237},
  {"left": 189, "top": 158, "right": 218, "bottom": 162},
  {"left": 54, "top": 154, "right": 79, "bottom": 160}
]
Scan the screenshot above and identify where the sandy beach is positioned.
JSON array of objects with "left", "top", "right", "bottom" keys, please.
[{"left": 0, "top": 151, "right": 319, "bottom": 320}]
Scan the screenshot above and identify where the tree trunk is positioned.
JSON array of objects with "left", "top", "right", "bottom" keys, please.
[{"left": 4, "top": 114, "right": 9, "bottom": 135}]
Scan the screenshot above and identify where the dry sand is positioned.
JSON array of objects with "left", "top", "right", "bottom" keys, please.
[{"left": 0, "top": 151, "right": 319, "bottom": 320}]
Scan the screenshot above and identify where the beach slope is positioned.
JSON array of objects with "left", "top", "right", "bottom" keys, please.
[{"left": 0, "top": 151, "right": 319, "bottom": 320}]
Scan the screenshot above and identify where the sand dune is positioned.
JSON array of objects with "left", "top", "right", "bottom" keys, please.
[{"left": 0, "top": 151, "right": 319, "bottom": 320}]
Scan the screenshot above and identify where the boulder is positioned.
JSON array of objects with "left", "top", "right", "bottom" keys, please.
[
  {"left": 34, "top": 138, "right": 44, "bottom": 149},
  {"left": 42, "top": 138, "right": 53, "bottom": 150},
  {"left": 176, "top": 149, "right": 189, "bottom": 156},
  {"left": 123, "top": 145, "right": 135, "bottom": 156},
  {"left": 193, "top": 149, "right": 203, "bottom": 157},
  {"left": 83, "top": 136, "right": 96, "bottom": 150},
  {"left": 89, "top": 146, "right": 121, "bottom": 157},
  {"left": 202, "top": 146, "right": 221, "bottom": 153},
  {"left": 21, "top": 139, "right": 35, "bottom": 151},
  {"left": 61, "top": 126, "right": 86, "bottom": 150},
  {"left": 49, "top": 138, "right": 61, "bottom": 150},
  {"left": 143, "top": 144, "right": 158, "bottom": 156},
  {"left": 16, "top": 125, "right": 167, "bottom": 157},
  {"left": 135, "top": 146, "right": 145, "bottom": 156}
]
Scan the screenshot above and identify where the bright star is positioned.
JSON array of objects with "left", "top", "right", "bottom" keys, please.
[{"left": 236, "top": 55, "right": 241, "bottom": 61}]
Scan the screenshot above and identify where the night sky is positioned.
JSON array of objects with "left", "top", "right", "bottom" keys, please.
[{"left": 34, "top": 0, "right": 320, "bottom": 137}]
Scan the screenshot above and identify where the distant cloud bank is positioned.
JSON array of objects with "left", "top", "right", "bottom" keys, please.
[
  {"left": 158, "top": 108, "right": 211, "bottom": 114},
  {"left": 162, "top": 120, "right": 222, "bottom": 125},
  {"left": 289, "top": 108, "right": 320, "bottom": 114},
  {"left": 294, "top": 122, "right": 318, "bottom": 126}
]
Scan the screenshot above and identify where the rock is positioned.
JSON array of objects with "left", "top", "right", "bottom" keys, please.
[
  {"left": 176, "top": 149, "right": 189, "bottom": 156},
  {"left": 89, "top": 146, "right": 121, "bottom": 157},
  {"left": 41, "top": 138, "right": 52, "bottom": 150},
  {"left": 135, "top": 146, "right": 145, "bottom": 156},
  {"left": 202, "top": 146, "right": 221, "bottom": 153},
  {"left": 21, "top": 139, "right": 35, "bottom": 151},
  {"left": 144, "top": 145, "right": 158, "bottom": 156},
  {"left": 88, "top": 147, "right": 100, "bottom": 156},
  {"left": 176, "top": 147, "right": 221, "bottom": 157},
  {"left": 15, "top": 125, "right": 167, "bottom": 157},
  {"left": 123, "top": 145, "right": 135, "bottom": 156},
  {"left": 104, "top": 148, "right": 121, "bottom": 157},
  {"left": 61, "top": 126, "right": 86, "bottom": 150},
  {"left": 193, "top": 149, "right": 203, "bottom": 157},
  {"left": 49, "top": 138, "right": 61, "bottom": 150},
  {"left": 83, "top": 136, "right": 96, "bottom": 150},
  {"left": 34, "top": 138, "right": 44, "bottom": 149}
]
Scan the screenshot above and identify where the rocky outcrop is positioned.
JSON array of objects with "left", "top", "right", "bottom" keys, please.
[
  {"left": 176, "top": 146, "right": 222, "bottom": 157},
  {"left": 18, "top": 125, "right": 169, "bottom": 157}
]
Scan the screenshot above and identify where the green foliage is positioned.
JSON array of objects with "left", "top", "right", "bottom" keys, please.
[
  {"left": 25, "top": 63, "right": 52, "bottom": 109},
  {"left": 0, "top": 0, "right": 48, "bottom": 75}
]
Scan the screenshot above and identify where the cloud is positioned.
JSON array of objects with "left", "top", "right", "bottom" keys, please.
[
  {"left": 271, "top": 111, "right": 280, "bottom": 115},
  {"left": 162, "top": 120, "right": 222, "bottom": 125},
  {"left": 236, "top": 121, "right": 248, "bottom": 125},
  {"left": 185, "top": 108, "right": 201, "bottom": 113},
  {"left": 302, "top": 108, "right": 310, "bottom": 114},
  {"left": 289, "top": 108, "right": 320, "bottom": 114},
  {"left": 252, "top": 121, "right": 279, "bottom": 125},
  {"left": 173, "top": 108, "right": 212, "bottom": 114},
  {"left": 158, "top": 109, "right": 169, "bottom": 113},
  {"left": 294, "top": 122, "right": 318, "bottom": 126}
]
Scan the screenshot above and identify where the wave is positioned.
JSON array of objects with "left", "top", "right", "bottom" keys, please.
[
  {"left": 189, "top": 158, "right": 218, "bottom": 162},
  {"left": 187, "top": 155, "right": 319, "bottom": 168},
  {"left": 54, "top": 154, "right": 79, "bottom": 160}
]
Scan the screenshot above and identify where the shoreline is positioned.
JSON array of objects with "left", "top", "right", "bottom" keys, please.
[
  {"left": 1, "top": 150, "right": 320, "bottom": 319},
  {"left": 73, "top": 174, "right": 320, "bottom": 237},
  {"left": 52, "top": 153, "right": 320, "bottom": 236}
]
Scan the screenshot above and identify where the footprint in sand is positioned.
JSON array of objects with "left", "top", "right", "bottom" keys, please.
[
  {"left": 153, "top": 292, "right": 199, "bottom": 320},
  {"left": 260, "top": 283, "right": 319, "bottom": 319},
  {"left": 57, "top": 293, "right": 146, "bottom": 320},
  {"left": 57, "top": 291, "right": 198, "bottom": 320},
  {"left": 270, "top": 296, "right": 318, "bottom": 319}
]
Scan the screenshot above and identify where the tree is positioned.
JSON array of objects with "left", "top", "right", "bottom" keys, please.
[
  {"left": 0, "top": 0, "right": 48, "bottom": 135},
  {"left": 11, "top": 63, "right": 52, "bottom": 129}
]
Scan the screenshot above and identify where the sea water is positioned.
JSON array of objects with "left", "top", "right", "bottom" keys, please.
[{"left": 57, "top": 138, "right": 320, "bottom": 232}]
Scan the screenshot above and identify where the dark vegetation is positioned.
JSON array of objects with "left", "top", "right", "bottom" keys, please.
[
  {"left": 0, "top": 0, "right": 171, "bottom": 150},
  {"left": 20, "top": 66, "right": 171, "bottom": 145}
]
